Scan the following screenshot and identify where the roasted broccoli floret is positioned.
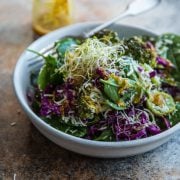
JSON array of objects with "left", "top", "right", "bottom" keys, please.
[{"left": 124, "top": 36, "right": 157, "bottom": 68}]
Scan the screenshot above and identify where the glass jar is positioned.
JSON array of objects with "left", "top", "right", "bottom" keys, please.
[{"left": 32, "top": 0, "right": 72, "bottom": 35}]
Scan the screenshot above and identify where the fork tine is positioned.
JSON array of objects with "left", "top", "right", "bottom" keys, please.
[
  {"left": 27, "top": 50, "right": 57, "bottom": 69},
  {"left": 28, "top": 60, "right": 44, "bottom": 69},
  {"left": 28, "top": 59, "right": 44, "bottom": 67},
  {"left": 27, "top": 42, "right": 55, "bottom": 62},
  {"left": 34, "top": 62, "right": 44, "bottom": 70}
]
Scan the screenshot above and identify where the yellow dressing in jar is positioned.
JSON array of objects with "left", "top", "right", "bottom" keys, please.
[{"left": 32, "top": 0, "right": 72, "bottom": 35}]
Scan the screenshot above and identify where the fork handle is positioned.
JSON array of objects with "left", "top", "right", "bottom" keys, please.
[{"left": 84, "top": 11, "right": 130, "bottom": 38}]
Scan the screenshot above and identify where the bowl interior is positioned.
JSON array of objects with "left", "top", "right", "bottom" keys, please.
[{"left": 13, "top": 22, "right": 180, "bottom": 147}]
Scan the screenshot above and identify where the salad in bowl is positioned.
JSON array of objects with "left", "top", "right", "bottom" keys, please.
[{"left": 28, "top": 29, "right": 180, "bottom": 142}]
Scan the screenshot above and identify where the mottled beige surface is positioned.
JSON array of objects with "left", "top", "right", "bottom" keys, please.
[{"left": 0, "top": 0, "right": 180, "bottom": 179}]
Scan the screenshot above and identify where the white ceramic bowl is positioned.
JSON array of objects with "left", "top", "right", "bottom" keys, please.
[{"left": 13, "top": 22, "right": 180, "bottom": 158}]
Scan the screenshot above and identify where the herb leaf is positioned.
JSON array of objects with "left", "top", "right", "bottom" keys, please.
[
  {"left": 106, "top": 99, "right": 125, "bottom": 110},
  {"left": 44, "top": 117, "right": 87, "bottom": 137},
  {"left": 100, "top": 78, "right": 119, "bottom": 102},
  {"left": 59, "top": 123, "right": 87, "bottom": 137},
  {"left": 155, "top": 33, "right": 180, "bottom": 82},
  {"left": 169, "top": 102, "right": 180, "bottom": 126},
  {"left": 95, "top": 129, "right": 113, "bottom": 141},
  {"left": 37, "top": 55, "right": 63, "bottom": 90},
  {"left": 55, "top": 37, "right": 78, "bottom": 59}
]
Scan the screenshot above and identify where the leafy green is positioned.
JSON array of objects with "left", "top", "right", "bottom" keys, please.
[
  {"left": 55, "top": 37, "right": 78, "bottom": 59},
  {"left": 86, "top": 116, "right": 100, "bottom": 126},
  {"left": 124, "top": 36, "right": 157, "bottom": 67},
  {"left": 59, "top": 123, "right": 87, "bottom": 137},
  {"left": 28, "top": 49, "right": 64, "bottom": 90},
  {"left": 100, "top": 78, "right": 136, "bottom": 110},
  {"left": 93, "top": 29, "right": 120, "bottom": 44},
  {"left": 105, "top": 100, "right": 126, "bottom": 110},
  {"left": 100, "top": 78, "right": 127, "bottom": 110},
  {"left": 95, "top": 129, "right": 113, "bottom": 141},
  {"left": 155, "top": 33, "right": 180, "bottom": 82},
  {"left": 37, "top": 55, "right": 63, "bottom": 90},
  {"left": 100, "top": 78, "right": 119, "bottom": 102},
  {"left": 122, "top": 89, "right": 134, "bottom": 102},
  {"left": 31, "top": 99, "right": 40, "bottom": 114},
  {"left": 43, "top": 117, "right": 87, "bottom": 137},
  {"left": 169, "top": 102, "right": 180, "bottom": 126}
]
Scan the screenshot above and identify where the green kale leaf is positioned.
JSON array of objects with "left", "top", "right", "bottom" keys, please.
[
  {"left": 169, "top": 102, "right": 180, "bottom": 126},
  {"left": 95, "top": 129, "right": 113, "bottom": 141},
  {"left": 44, "top": 117, "right": 87, "bottom": 138},
  {"left": 93, "top": 29, "right": 120, "bottom": 44},
  {"left": 100, "top": 78, "right": 119, "bottom": 103},
  {"left": 155, "top": 33, "right": 180, "bottom": 82},
  {"left": 37, "top": 55, "right": 63, "bottom": 90},
  {"left": 55, "top": 37, "right": 78, "bottom": 59},
  {"left": 124, "top": 36, "right": 157, "bottom": 68}
]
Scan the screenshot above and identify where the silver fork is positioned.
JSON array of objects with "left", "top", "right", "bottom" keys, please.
[
  {"left": 28, "top": 0, "right": 160, "bottom": 68},
  {"left": 27, "top": 43, "right": 56, "bottom": 68}
]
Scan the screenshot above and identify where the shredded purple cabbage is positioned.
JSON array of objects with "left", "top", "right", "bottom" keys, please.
[
  {"left": 146, "top": 124, "right": 161, "bottom": 135},
  {"left": 149, "top": 70, "right": 156, "bottom": 78},
  {"left": 162, "top": 83, "right": 180, "bottom": 98},
  {"left": 40, "top": 95, "right": 61, "bottom": 116},
  {"left": 87, "top": 107, "right": 162, "bottom": 141},
  {"left": 96, "top": 67, "right": 108, "bottom": 78},
  {"left": 145, "top": 41, "right": 155, "bottom": 50},
  {"left": 138, "top": 66, "right": 143, "bottom": 72},
  {"left": 36, "top": 80, "right": 77, "bottom": 118},
  {"left": 156, "top": 56, "right": 174, "bottom": 68},
  {"left": 161, "top": 117, "right": 171, "bottom": 129}
]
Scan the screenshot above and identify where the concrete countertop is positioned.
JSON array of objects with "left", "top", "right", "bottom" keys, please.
[{"left": 0, "top": 0, "right": 179, "bottom": 179}]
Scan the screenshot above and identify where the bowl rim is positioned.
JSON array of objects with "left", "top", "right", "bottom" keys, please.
[{"left": 13, "top": 22, "right": 180, "bottom": 148}]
